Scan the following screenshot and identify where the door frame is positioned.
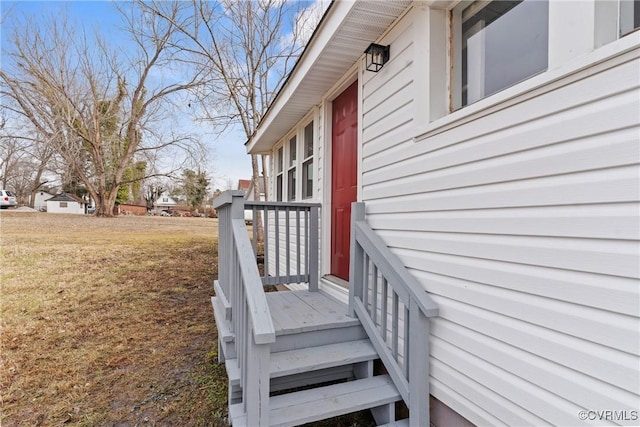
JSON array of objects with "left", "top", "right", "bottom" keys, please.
[{"left": 321, "top": 65, "right": 363, "bottom": 284}]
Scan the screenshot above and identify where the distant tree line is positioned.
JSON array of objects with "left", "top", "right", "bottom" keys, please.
[{"left": 1, "top": 0, "right": 324, "bottom": 216}]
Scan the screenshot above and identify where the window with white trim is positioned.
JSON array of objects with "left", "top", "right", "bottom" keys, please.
[
  {"left": 272, "top": 119, "right": 315, "bottom": 202},
  {"left": 454, "top": 0, "right": 549, "bottom": 108},
  {"left": 276, "top": 146, "right": 284, "bottom": 201},
  {"left": 287, "top": 135, "right": 297, "bottom": 201},
  {"left": 302, "top": 122, "right": 314, "bottom": 199}
]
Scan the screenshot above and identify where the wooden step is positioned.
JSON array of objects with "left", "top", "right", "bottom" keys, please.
[
  {"left": 211, "top": 296, "right": 233, "bottom": 343},
  {"left": 230, "top": 374, "right": 401, "bottom": 427},
  {"left": 226, "top": 339, "right": 378, "bottom": 387},
  {"left": 378, "top": 419, "right": 410, "bottom": 427},
  {"left": 266, "top": 290, "right": 368, "bottom": 353},
  {"left": 211, "top": 296, "right": 236, "bottom": 360},
  {"left": 266, "top": 290, "right": 360, "bottom": 336},
  {"left": 213, "top": 280, "right": 232, "bottom": 319}
]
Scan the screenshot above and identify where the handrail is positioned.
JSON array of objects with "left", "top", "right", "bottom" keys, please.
[
  {"left": 232, "top": 219, "right": 276, "bottom": 344},
  {"left": 214, "top": 190, "right": 274, "bottom": 425},
  {"left": 246, "top": 200, "right": 322, "bottom": 209},
  {"left": 353, "top": 221, "right": 439, "bottom": 318},
  {"left": 349, "top": 202, "right": 438, "bottom": 427}
]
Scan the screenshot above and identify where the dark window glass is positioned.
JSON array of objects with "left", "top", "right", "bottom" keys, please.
[
  {"left": 461, "top": 0, "right": 548, "bottom": 106},
  {"left": 302, "top": 160, "right": 313, "bottom": 199},
  {"left": 287, "top": 168, "right": 296, "bottom": 201},
  {"left": 620, "top": 0, "right": 640, "bottom": 36}
]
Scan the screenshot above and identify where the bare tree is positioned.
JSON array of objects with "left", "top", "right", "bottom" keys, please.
[
  {"left": 0, "top": 4, "right": 204, "bottom": 216},
  {"left": 139, "top": 0, "right": 324, "bottom": 236}
]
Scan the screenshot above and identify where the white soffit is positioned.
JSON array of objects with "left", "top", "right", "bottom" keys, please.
[{"left": 247, "top": 0, "right": 412, "bottom": 154}]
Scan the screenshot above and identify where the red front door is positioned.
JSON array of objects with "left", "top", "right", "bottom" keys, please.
[{"left": 331, "top": 81, "right": 358, "bottom": 281}]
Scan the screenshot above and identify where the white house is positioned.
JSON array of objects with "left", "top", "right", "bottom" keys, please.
[
  {"left": 153, "top": 192, "right": 177, "bottom": 212},
  {"left": 215, "top": 1, "right": 640, "bottom": 426},
  {"left": 46, "top": 193, "right": 88, "bottom": 215},
  {"left": 32, "top": 190, "right": 54, "bottom": 211}
]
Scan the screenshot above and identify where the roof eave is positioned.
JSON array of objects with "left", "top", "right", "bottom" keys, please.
[
  {"left": 246, "top": 0, "right": 360, "bottom": 155},
  {"left": 246, "top": 0, "right": 412, "bottom": 155}
]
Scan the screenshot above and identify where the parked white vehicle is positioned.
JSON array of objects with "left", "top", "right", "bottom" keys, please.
[{"left": 0, "top": 190, "right": 17, "bottom": 209}]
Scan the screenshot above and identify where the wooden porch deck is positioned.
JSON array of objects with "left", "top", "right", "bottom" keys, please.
[{"left": 267, "top": 289, "right": 358, "bottom": 335}]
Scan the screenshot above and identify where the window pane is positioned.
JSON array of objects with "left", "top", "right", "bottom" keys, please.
[
  {"left": 620, "top": 0, "right": 640, "bottom": 36},
  {"left": 302, "top": 159, "right": 313, "bottom": 199},
  {"left": 304, "top": 122, "right": 314, "bottom": 159},
  {"left": 462, "top": 0, "right": 548, "bottom": 106},
  {"left": 289, "top": 136, "right": 297, "bottom": 166},
  {"left": 287, "top": 168, "right": 296, "bottom": 200},
  {"left": 276, "top": 175, "right": 283, "bottom": 201},
  {"left": 277, "top": 147, "right": 283, "bottom": 173}
]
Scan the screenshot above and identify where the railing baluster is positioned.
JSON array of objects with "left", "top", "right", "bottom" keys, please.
[
  {"left": 404, "top": 305, "right": 410, "bottom": 378},
  {"left": 296, "top": 208, "right": 301, "bottom": 283},
  {"left": 274, "top": 206, "right": 280, "bottom": 281},
  {"left": 264, "top": 207, "right": 269, "bottom": 276},
  {"left": 252, "top": 206, "right": 258, "bottom": 256},
  {"left": 392, "top": 291, "right": 399, "bottom": 360},
  {"left": 285, "top": 206, "right": 291, "bottom": 280},
  {"left": 309, "top": 205, "right": 319, "bottom": 291},
  {"left": 381, "top": 277, "right": 388, "bottom": 339},
  {"left": 304, "top": 208, "right": 309, "bottom": 276},
  {"left": 372, "top": 265, "right": 378, "bottom": 325},
  {"left": 363, "top": 254, "right": 370, "bottom": 310}
]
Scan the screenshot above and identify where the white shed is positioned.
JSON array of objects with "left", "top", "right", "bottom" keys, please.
[{"left": 46, "top": 193, "right": 88, "bottom": 215}]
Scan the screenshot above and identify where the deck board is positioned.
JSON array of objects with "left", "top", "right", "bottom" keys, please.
[{"left": 266, "top": 290, "right": 359, "bottom": 336}]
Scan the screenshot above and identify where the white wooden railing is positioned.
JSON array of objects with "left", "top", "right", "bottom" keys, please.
[
  {"left": 214, "top": 191, "right": 275, "bottom": 426},
  {"left": 349, "top": 203, "right": 439, "bottom": 427},
  {"left": 245, "top": 200, "right": 320, "bottom": 290}
]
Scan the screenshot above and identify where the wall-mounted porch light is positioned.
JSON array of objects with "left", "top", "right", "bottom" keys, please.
[{"left": 364, "top": 43, "right": 390, "bottom": 72}]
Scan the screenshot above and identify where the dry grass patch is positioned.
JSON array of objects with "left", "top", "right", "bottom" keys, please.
[{"left": 1, "top": 212, "right": 227, "bottom": 426}]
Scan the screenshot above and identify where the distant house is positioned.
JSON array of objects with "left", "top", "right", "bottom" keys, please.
[
  {"left": 240, "top": 177, "right": 266, "bottom": 222},
  {"left": 237, "top": 179, "right": 251, "bottom": 196},
  {"left": 46, "top": 193, "right": 88, "bottom": 215},
  {"left": 32, "top": 190, "right": 54, "bottom": 211},
  {"left": 153, "top": 193, "right": 177, "bottom": 212}
]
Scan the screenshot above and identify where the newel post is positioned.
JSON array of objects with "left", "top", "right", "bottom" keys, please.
[
  {"left": 409, "top": 298, "right": 431, "bottom": 427},
  {"left": 213, "top": 190, "right": 246, "bottom": 314},
  {"left": 309, "top": 205, "right": 320, "bottom": 292},
  {"left": 348, "top": 202, "right": 365, "bottom": 317}
]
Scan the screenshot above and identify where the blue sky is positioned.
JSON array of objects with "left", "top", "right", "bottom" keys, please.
[{"left": 1, "top": 0, "right": 257, "bottom": 191}]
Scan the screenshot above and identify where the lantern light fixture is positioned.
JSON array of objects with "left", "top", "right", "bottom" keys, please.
[{"left": 364, "top": 43, "right": 390, "bottom": 72}]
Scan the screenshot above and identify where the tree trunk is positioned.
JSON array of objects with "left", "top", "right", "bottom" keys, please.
[
  {"left": 94, "top": 189, "right": 118, "bottom": 217},
  {"left": 251, "top": 154, "right": 264, "bottom": 242}
]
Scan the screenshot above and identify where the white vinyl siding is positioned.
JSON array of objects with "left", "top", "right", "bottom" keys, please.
[
  {"left": 46, "top": 200, "right": 85, "bottom": 215},
  {"left": 361, "top": 7, "right": 639, "bottom": 427}
]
